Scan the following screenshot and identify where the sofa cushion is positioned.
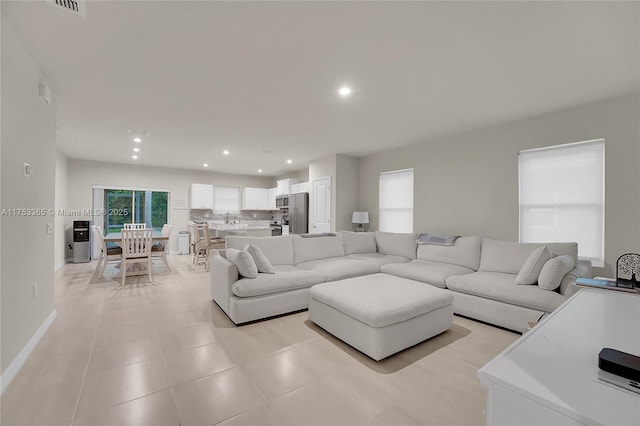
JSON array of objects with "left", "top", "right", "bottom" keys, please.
[
  {"left": 347, "top": 253, "right": 410, "bottom": 267},
  {"left": 226, "top": 235, "right": 294, "bottom": 266},
  {"left": 295, "top": 257, "right": 379, "bottom": 282},
  {"left": 515, "top": 246, "right": 552, "bottom": 285},
  {"left": 545, "top": 242, "right": 579, "bottom": 264},
  {"left": 246, "top": 244, "right": 275, "bottom": 274},
  {"left": 479, "top": 239, "right": 579, "bottom": 274},
  {"left": 339, "top": 231, "right": 377, "bottom": 255},
  {"left": 293, "top": 235, "right": 345, "bottom": 264},
  {"left": 417, "top": 236, "right": 482, "bottom": 271},
  {"left": 231, "top": 265, "right": 325, "bottom": 298},
  {"left": 446, "top": 271, "right": 567, "bottom": 312},
  {"left": 374, "top": 232, "right": 417, "bottom": 260},
  {"left": 381, "top": 259, "right": 475, "bottom": 288},
  {"left": 226, "top": 248, "right": 258, "bottom": 279},
  {"left": 310, "top": 273, "right": 453, "bottom": 328},
  {"left": 538, "top": 255, "right": 575, "bottom": 291}
]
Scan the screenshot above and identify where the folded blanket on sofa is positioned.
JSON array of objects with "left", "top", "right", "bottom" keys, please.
[
  {"left": 299, "top": 233, "right": 337, "bottom": 238},
  {"left": 417, "top": 233, "right": 460, "bottom": 246}
]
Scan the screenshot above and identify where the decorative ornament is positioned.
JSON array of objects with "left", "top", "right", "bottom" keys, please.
[{"left": 616, "top": 253, "right": 640, "bottom": 293}]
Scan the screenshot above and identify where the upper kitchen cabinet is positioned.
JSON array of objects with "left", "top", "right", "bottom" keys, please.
[
  {"left": 213, "top": 186, "right": 240, "bottom": 213},
  {"left": 267, "top": 188, "right": 277, "bottom": 210},
  {"left": 291, "top": 182, "right": 309, "bottom": 194},
  {"left": 242, "top": 187, "right": 269, "bottom": 210},
  {"left": 276, "top": 178, "right": 299, "bottom": 195},
  {"left": 190, "top": 183, "right": 213, "bottom": 209}
]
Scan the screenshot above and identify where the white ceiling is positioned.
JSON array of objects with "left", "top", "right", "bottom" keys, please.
[{"left": 4, "top": 1, "right": 638, "bottom": 177}]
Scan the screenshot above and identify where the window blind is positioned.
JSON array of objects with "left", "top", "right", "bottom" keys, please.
[
  {"left": 519, "top": 139, "right": 604, "bottom": 265},
  {"left": 213, "top": 186, "right": 240, "bottom": 213},
  {"left": 379, "top": 169, "right": 414, "bottom": 233}
]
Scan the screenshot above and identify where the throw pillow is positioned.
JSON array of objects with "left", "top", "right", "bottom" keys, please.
[
  {"left": 246, "top": 244, "right": 275, "bottom": 274},
  {"left": 538, "top": 255, "right": 575, "bottom": 291},
  {"left": 515, "top": 246, "right": 552, "bottom": 285},
  {"left": 226, "top": 248, "right": 258, "bottom": 279}
]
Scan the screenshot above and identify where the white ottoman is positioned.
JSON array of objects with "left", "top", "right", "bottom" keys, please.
[{"left": 309, "top": 273, "right": 454, "bottom": 361}]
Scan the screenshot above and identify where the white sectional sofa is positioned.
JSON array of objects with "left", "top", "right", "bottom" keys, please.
[{"left": 210, "top": 231, "right": 591, "bottom": 332}]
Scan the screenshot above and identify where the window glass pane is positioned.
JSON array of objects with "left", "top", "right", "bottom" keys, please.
[
  {"left": 380, "top": 169, "right": 414, "bottom": 233},
  {"left": 519, "top": 140, "right": 604, "bottom": 263},
  {"left": 101, "top": 188, "right": 168, "bottom": 233},
  {"left": 104, "top": 189, "right": 133, "bottom": 233}
]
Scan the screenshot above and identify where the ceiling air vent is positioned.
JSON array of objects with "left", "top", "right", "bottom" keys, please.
[{"left": 45, "top": 0, "right": 86, "bottom": 18}]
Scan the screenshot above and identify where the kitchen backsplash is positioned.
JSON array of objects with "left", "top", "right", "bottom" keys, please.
[{"left": 190, "top": 209, "right": 283, "bottom": 223}]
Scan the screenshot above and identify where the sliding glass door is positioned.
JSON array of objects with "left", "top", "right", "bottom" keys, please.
[{"left": 93, "top": 187, "right": 169, "bottom": 233}]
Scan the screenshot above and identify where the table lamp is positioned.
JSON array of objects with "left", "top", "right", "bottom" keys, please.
[{"left": 352, "top": 211, "right": 369, "bottom": 232}]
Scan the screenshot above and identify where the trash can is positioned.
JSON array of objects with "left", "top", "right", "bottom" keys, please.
[{"left": 178, "top": 231, "right": 190, "bottom": 255}]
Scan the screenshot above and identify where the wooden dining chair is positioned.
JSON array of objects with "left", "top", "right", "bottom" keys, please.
[
  {"left": 91, "top": 225, "right": 122, "bottom": 276},
  {"left": 120, "top": 228, "right": 153, "bottom": 285},
  {"left": 188, "top": 222, "right": 207, "bottom": 265},
  {"left": 202, "top": 224, "right": 225, "bottom": 271},
  {"left": 151, "top": 224, "right": 173, "bottom": 270},
  {"left": 123, "top": 223, "right": 146, "bottom": 229}
]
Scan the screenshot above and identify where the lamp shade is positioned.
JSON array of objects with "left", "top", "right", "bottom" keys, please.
[{"left": 352, "top": 211, "right": 369, "bottom": 224}]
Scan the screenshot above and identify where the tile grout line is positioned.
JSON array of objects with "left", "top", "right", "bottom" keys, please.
[{"left": 68, "top": 287, "right": 106, "bottom": 424}]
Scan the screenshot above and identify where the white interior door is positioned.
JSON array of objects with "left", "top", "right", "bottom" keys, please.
[{"left": 312, "top": 177, "right": 331, "bottom": 233}]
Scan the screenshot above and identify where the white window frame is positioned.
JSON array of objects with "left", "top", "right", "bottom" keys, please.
[
  {"left": 519, "top": 139, "right": 605, "bottom": 267},
  {"left": 379, "top": 168, "right": 414, "bottom": 233}
]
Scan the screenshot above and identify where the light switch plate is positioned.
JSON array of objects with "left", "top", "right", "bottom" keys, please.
[{"left": 24, "top": 162, "right": 32, "bottom": 177}]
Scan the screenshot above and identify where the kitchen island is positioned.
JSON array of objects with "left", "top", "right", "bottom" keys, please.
[{"left": 208, "top": 223, "right": 271, "bottom": 238}]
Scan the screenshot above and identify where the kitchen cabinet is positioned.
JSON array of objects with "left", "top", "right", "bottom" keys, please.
[
  {"left": 190, "top": 183, "right": 213, "bottom": 209},
  {"left": 276, "top": 178, "right": 299, "bottom": 195},
  {"left": 291, "top": 182, "right": 309, "bottom": 194},
  {"left": 242, "top": 187, "right": 269, "bottom": 210},
  {"left": 267, "top": 188, "right": 277, "bottom": 210}
]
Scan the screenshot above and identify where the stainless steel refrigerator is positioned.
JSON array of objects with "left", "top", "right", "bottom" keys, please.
[{"left": 288, "top": 192, "right": 309, "bottom": 234}]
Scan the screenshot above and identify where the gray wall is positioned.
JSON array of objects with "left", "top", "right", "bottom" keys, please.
[
  {"left": 1, "top": 16, "right": 57, "bottom": 374},
  {"left": 358, "top": 93, "right": 640, "bottom": 276},
  {"left": 66, "top": 159, "right": 277, "bottom": 253},
  {"left": 336, "top": 154, "right": 359, "bottom": 232},
  {"left": 54, "top": 150, "right": 69, "bottom": 268}
]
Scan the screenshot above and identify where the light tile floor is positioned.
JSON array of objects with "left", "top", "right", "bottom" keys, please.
[{"left": 1, "top": 255, "right": 519, "bottom": 426}]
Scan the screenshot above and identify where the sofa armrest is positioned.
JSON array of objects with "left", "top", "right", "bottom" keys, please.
[
  {"left": 210, "top": 249, "right": 239, "bottom": 316},
  {"left": 559, "top": 259, "right": 592, "bottom": 297}
]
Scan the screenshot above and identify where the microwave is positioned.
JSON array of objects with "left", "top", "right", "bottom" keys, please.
[{"left": 275, "top": 194, "right": 289, "bottom": 208}]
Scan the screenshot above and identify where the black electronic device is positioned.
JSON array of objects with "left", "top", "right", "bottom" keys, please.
[{"left": 598, "top": 348, "right": 640, "bottom": 383}]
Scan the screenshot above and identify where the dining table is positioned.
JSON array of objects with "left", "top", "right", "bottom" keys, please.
[
  {"left": 104, "top": 231, "right": 170, "bottom": 278},
  {"left": 104, "top": 231, "right": 170, "bottom": 244}
]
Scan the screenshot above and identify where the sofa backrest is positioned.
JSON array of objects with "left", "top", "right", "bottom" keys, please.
[
  {"left": 338, "top": 231, "right": 377, "bottom": 255},
  {"left": 374, "top": 232, "right": 417, "bottom": 260},
  {"left": 293, "top": 235, "right": 345, "bottom": 264},
  {"left": 479, "top": 239, "right": 579, "bottom": 274},
  {"left": 417, "top": 236, "right": 482, "bottom": 270},
  {"left": 225, "top": 235, "right": 294, "bottom": 266}
]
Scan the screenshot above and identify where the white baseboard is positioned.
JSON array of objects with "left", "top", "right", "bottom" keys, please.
[
  {"left": 55, "top": 262, "right": 66, "bottom": 271},
  {"left": 0, "top": 309, "right": 57, "bottom": 395}
]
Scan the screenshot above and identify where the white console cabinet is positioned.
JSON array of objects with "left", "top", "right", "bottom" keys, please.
[{"left": 478, "top": 289, "right": 639, "bottom": 425}]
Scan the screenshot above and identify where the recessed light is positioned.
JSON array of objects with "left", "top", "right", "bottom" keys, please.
[
  {"left": 203, "top": 163, "right": 209, "bottom": 167},
  {"left": 287, "top": 159, "right": 293, "bottom": 164},
  {"left": 133, "top": 148, "right": 140, "bottom": 152},
  {"left": 338, "top": 86, "right": 352, "bottom": 97},
  {"left": 131, "top": 155, "right": 138, "bottom": 160},
  {"left": 133, "top": 137, "right": 142, "bottom": 143},
  {"left": 223, "top": 150, "right": 230, "bottom": 155},
  {"left": 258, "top": 169, "right": 263, "bottom": 173}
]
